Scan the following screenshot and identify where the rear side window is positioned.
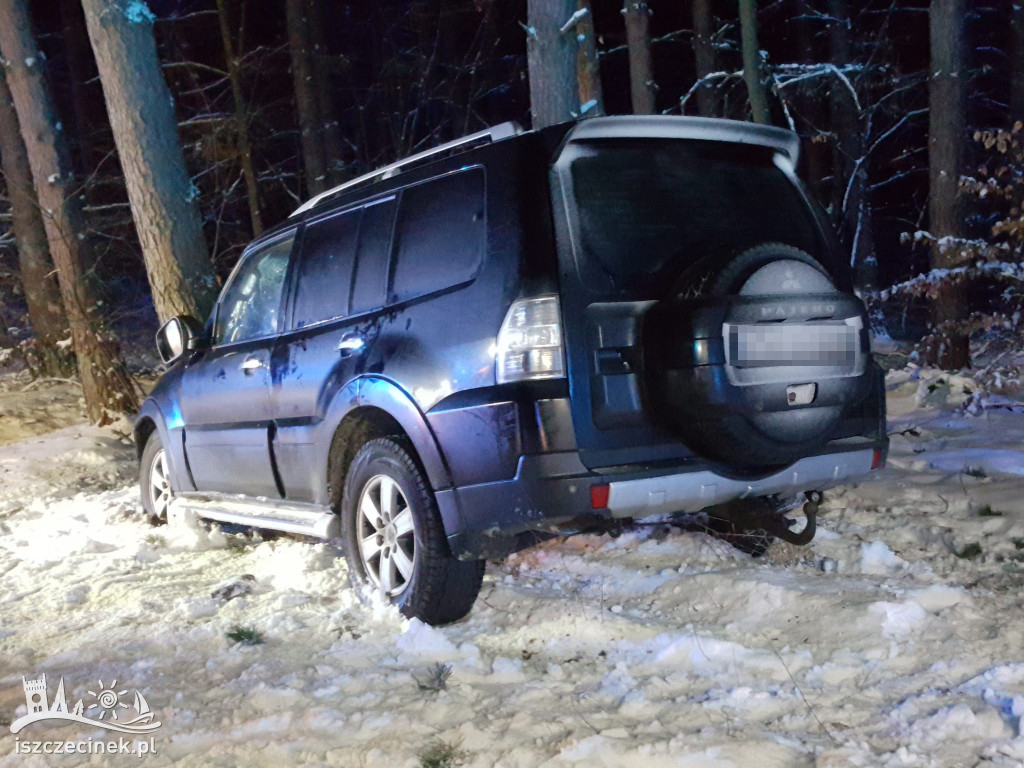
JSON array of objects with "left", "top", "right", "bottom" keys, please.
[
  {"left": 351, "top": 197, "right": 396, "bottom": 314},
  {"left": 292, "top": 208, "right": 361, "bottom": 328},
  {"left": 390, "top": 167, "right": 485, "bottom": 304}
]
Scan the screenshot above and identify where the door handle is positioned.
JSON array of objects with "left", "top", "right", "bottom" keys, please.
[
  {"left": 240, "top": 357, "right": 265, "bottom": 374},
  {"left": 337, "top": 334, "right": 365, "bottom": 358}
]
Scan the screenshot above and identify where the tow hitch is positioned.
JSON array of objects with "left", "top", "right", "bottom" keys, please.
[{"left": 767, "top": 491, "right": 821, "bottom": 545}]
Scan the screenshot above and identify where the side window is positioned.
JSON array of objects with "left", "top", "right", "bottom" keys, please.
[
  {"left": 214, "top": 234, "right": 294, "bottom": 345},
  {"left": 390, "top": 167, "right": 485, "bottom": 304},
  {"left": 350, "top": 197, "right": 396, "bottom": 314},
  {"left": 292, "top": 208, "right": 361, "bottom": 328}
]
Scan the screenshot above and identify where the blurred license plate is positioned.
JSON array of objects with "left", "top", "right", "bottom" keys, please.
[{"left": 729, "top": 322, "right": 857, "bottom": 367}]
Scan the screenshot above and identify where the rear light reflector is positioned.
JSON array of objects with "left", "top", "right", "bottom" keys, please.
[
  {"left": 871, "top": 448, "right": 883, "bottom": 470},
  {"left": 495, "top": 296, "right": 565, "bottom": 384},
  {"left": 590, "top": 483, "right": 610, "bottom": 510}
]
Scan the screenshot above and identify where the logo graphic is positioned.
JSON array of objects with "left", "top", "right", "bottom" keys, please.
[{"left": 10, "top": 675, "right": 161, "bottom": 735}]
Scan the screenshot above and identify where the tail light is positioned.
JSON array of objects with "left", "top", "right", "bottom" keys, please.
[
  {"left": 495, "top": 296, "right": 565, "bottom": 384},
  {"left": 871, "top": 448, "right": 884, "bottom": 470}
]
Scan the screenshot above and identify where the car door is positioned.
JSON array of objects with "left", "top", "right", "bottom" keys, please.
[
  {"left": 269, "top": 196, "right": 396, "bottom": 503},
  {"left": 180, "top": 231, "right": 297, "bottom": 497}
]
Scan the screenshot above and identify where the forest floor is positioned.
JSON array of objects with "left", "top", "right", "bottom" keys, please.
[{"left": 1, "top": 365, "right": 1023, "bottom": 767}]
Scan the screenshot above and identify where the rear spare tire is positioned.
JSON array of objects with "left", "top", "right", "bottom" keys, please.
[{"left": 646, "top": 243, "right": 869, "bottom": 467}]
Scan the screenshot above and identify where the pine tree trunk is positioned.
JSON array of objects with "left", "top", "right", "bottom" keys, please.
[
  {"left": 80, "top": 0, "right": 219, "bottom": 325},
  {"left": 928, "top": 0, "right": 968, "bottom": 369},
  {"left": 0, "top": 69, "right": 67, "bottom": 348},
  {"left": 1012, "top": 3, "right": 1024, "bottom": 124},
  {"left": 58, "top": 0, "right": 97, "bottom": 173},
  {"left": 216, "top": 0, "right": 263, "bottom": 237},
  {"left": 575, "top": 0, "right": 604, "bottom": 117},
  {"left": 307, "top": 0, "right": 344, "bottom": 187},
  {"left": 526, "top": 0, "right": 579, "bottom": 129},
  {"left": 828, "top": 0, "right": 876, "bottom": 290},
  {"left": 0, "top": 0, "right": 137, "bottom": 422},
  {"left": 691, "top": 0, "right": 717, "bottom": 117},
  {"left": 287, "top": 0, "right": 329, "bottom": 195},
  {"left": 623, "top": 1, "right": 655, "bottom": 115},
  {"left": 738, "top": 0, "right": 769, "bottom": 124}
]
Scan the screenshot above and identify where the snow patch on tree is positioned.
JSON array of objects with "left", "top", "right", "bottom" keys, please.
[{"left": 123, "top": 1, "right": 156, "bottom": 24}]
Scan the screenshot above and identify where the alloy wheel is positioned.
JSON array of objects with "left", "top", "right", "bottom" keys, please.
[
  {"left": 149, "top": 448, "right": 172, "bottom": 519},
  {"left": 357, "top": 474, "right": 417, "bottom": 596}
]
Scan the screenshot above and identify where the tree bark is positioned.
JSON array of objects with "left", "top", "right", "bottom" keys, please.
[
  {"left": 58, "top": 0, "right": 98, "bottom": 173},
  {"left": 623, "top": 1, "right": 655, "bottom": 115},
  {"left": 80, "top": 0, "right": 219, "bottom": 325},
  {"left": 928, "top": 0, "right": 968, "bottom": 369},
  {"left": 216, "top": 0, "right": 263, "bottom": 237},
  {"left": 1012, "top": 3, "right": 1024, "bottom": 125},
  {"left": 0, "top": 0, "right": 137, "bottom": 421},
  {"left": 0, "top": 69, "right": 67, "bottom": 347},
  {"left": 828, "top": 0, "right": 876, "bottom": 290},
  {"left": 526, "top": 0, "right": 578, "bottom": 129},
  {"left": 287, "top": 0, "right": 329, "bottom": 195},
  {"left": 307, "top": 0, "right": 344, "bottom": 187},
  {"left": 691, "top": 0, "right": 717, "bottom": 117},
  {"left": 738, "top": 0, "right": 769, "bottom": 124},
  {"left": 575, "top": 0, "right": 604, "bottom": 117}
]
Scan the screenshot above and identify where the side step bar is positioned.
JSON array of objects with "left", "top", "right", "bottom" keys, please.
[{"left": 169, "top": 495, "right": 339, "bottom": 539}]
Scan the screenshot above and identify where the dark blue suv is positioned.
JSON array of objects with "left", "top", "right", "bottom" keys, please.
[{"left": 136, "top": 116, "right": 887, "bottom": 624}]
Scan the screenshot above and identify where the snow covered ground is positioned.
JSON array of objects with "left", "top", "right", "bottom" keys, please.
[{"left": 1, "top": 369, "right": 1024, "bottom": 767}]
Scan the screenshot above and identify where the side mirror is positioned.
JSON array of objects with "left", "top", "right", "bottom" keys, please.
[{"left": 156, "top": 315, "right": 205, "bottom": 365}]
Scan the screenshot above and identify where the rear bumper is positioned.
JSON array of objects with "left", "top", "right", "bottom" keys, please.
[
  {"left": 445, "top": 441, "right": 885, "bottom": 559},
  {"left": 605, "top": 448, "right": 876, "bottom": 518}
]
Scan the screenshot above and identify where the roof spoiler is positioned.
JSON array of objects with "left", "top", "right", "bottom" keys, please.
[{"left": 564, "top": 116, "right": 800, "bottom": 165}]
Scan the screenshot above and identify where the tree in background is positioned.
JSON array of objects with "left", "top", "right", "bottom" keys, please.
[
  {"left": 1013, "top": 6, "right": 1024, "bottom": 125},
  {"left": 622, "top": 1, "right": 654, "bottom": 115},
  {"left": 81, "top": 0, "right": 219, "bottom": 325},
  {"left": 215, "top": 0, "right": 263, "bottom": 236},
  {"left": 0, "top": 69, "right": 68, "bottom": 368},
  {"left": 575, "top": 0, "right": 604, "bottom": 117},
  {"left": 828, "top": 0, "right": 876, "bottom": 290},
  {"left": 286, "top": 0, "right": 337, "bottom": 195},
  {"left": 927, "top": 0, "right": 968, "bottom": 369},
  {"left": 691, "top": 0, "right": 718, "bottom": 118},
  {"left": 525, "top": 0, "right": 579, "bottom": 128},
  {"left": 0, "top": 0, "right": 136, "bottom": 421},
  {"left": 738, "top": 0, "right": 769, "bottom": 125}
]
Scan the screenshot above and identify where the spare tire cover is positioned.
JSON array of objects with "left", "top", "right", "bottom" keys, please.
[{"left": 646, "top": 243, "right": 854, "bottom": 467}]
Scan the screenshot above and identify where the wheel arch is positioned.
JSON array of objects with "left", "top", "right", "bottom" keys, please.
[
  {"left": 133, "top": 398, "right": 193, "bottom": 492},
  {"left": 320, "top": 376, "right": 454, "bottom": 509}
]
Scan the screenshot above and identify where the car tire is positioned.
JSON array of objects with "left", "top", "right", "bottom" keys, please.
[
  {"left": 140, "top": 432, "right": 172, "bottom": 524},
  {"left": 340, "top": 437, "right": 484, "bottom": 625}
]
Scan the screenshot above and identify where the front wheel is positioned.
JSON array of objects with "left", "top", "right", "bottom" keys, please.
[
  {"left": 340, "top": 437, "right": 484, "bottom": 625},
  {"left": 140, "top": 433, "right": 172, "bottom": 524}
]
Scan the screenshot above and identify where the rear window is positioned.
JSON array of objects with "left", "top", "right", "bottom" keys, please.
[
  {"left": 567, "top": 140, "right": 827, "bottom": 296},
  {"left": 390, "top": 167, "right": 485, "bottom": 303}
]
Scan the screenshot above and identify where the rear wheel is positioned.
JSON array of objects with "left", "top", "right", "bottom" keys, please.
[
  {"left": 340, "top": 437, "right": 484, "bottom": 625},
  {"left": 140, "top": 433, "right": 172, "bottom": 524}
]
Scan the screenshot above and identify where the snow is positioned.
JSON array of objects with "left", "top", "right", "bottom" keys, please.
[
  {"left": 2, "top": 370, "right": 1024, "bottom": 765},
  {"left": 123, "top": 1, "right": 156, "bottom": 24}
]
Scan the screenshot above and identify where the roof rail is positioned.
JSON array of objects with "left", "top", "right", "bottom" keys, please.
[{"left": 289, "top": 121, "right": 524, "bottom": 218}]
